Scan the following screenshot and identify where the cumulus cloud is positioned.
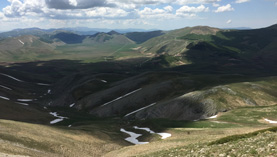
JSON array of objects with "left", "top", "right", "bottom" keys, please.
[
  {"left": 45, "top": 0, "right": 114, "bottom": 10},
  {"left": 0, "top": 12, "right": 5, "bottom": 19},
  {"left": 69, "top": 0, "right": 78, "bottom": 7},
  {"left": 138, "top": 7, "right": 175, "bottom": 19},
  {"left": 3, "top": 0, "right": 46, "bottom": 17},
  {"left": 212, "top": 3, "right": 220, "bottom": 7},
  {"left": 86, "top": 8, "right": 128, "bottom": 18},
  {"left": 176, "top": 5, "right": 209, "bottom": 13},
  {"left": 0, "top": 0, "right": 241, "bottom": 30},
  {"left": 235, "top": 0, "right": 250, "bottom": 3},
  {"left": 176, "top": 0, "right": 221, "bottom": 5},
  {"left": 215, "top": 4, "right": 234, "bottom": 13},
  {"left": 164, "top": 6, "right": 173, "bottom": 12},
  {"left": 226, "top": 19, "right": 232, "bottom": 24}
]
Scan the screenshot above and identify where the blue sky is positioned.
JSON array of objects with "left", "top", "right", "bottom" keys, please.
[{"left": 0, "top": 0, "right": 276, "bottom": 31}]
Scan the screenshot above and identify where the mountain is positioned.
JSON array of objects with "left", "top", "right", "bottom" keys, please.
[
  {"left": 0, "top": 24, "right": 276, "bottom": 156},
  {"left": 138, "top": 24, "right": 277, "bottom": 68},
  {"left": 222, "top": 27, "right": 252, "bottom": 30},
  {"left": 139, "top": 26, "right": 220, "bottom": 55},
  {"left": 84, "top": 31, "right": 135, "bottom": 45},
  {"left": 0, "top": 28, "right": 50, "bottom": 40},
  {"left": 0, "top": 35, "right": 63, "bottom": 62},
  {"left": 51, "top": 32, "right": 86, "bottom": 44},
  {"left": 125, "top": 30, "right": 165, "bottom": 44}
]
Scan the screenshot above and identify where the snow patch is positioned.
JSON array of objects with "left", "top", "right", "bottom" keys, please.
[
  {"left": 157, "top": 133, "right": 172, "bottom": 139},
  {"left": 69, "top": 103, "right": 75, "bottom": 108},
  {"left": 16, "top": 102, "right": 29, "bottom": 106},
  {"left": 133, "top": 126, "right": 171, "bottom": 140},
  {"left": 0, "top": 73, "right": 24, "bottom": 82},
  {"left": 101, "top": 88, "right": 142, "bottom": 107},
  {"left": 0, "top": 96, "right": 10, "bottom": 100},
  {"left": 208, "top": 115, "right": 218, "bottom": 119},
  {"left": 133, "top": 126, "right": 155, "bottom": 134},
  {"left": 124, "top": 103, "right": 156, "bottom": 117},
  {"left": 17, "top": 99, "right": 33, "bottom": 102},
  {"left": 101, "top": 80, "right": 107, "bottom": 83},
  {"left": 264, "top": 118, "right": 277, "bottom": 124},
  {"left": 0, "top": 85, "right": 12, "bottom": 90},
  {"left": 18, "top": 39, "right": 24, "bottom": 45},
  {"left": 49, "top": 112, "right": 68, "bottom": 124},
  {"left": 120, "top": 128, "right": 149, "bottom": 145},
  {"left": 36, "top": 83, "right": 51, "bottom": 86}
]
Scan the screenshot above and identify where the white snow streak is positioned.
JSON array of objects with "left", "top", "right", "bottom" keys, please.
[
  {"left": 69, "top": 103, "right": 75, "bottom": 108},
  {"left": 0, "top": 96, "right": 10, "bottom": 100},
  {"left": 133, "top": 126, "right": 171, "bottom": 140},
  {"left": 124, "top": 103, "right": 156, "bottom": 117},
  {"left": 101, "top": 88, "right": 142, "bottom": 107},
  {"left": 49, "top": 112, "right": 68, "bottom": 124},
  {"left": 264, "top": 118, "right": 277, "bottom": 124},
  {"left": 17, "top": 99, "right": 33, "bottom": 102},
  {"left": 36, "top": 83, "right": 51, "bottom": 86},
  {"left": 16, "top": 102, "right": 29, "bottom": 106},
  {"left": 133, "top": 126, "right": 155, "bottom": 134},
  {"left": 120, "top": 128, "right": 149, "bottom": 145},
  {"left": 0, "top": 85, "right": 12, "bottom": 90},
  {"left": 101, "top": 80, "right": 107, "bottom": 83},
  {"left": 18, "top": 39, "right": 24, "bottom": 45},
  {"left": 208, "top": 115, "right": 218, "bottom": 119},
  {"left": 0, "top": 73, "right": 24, "bottom": 82}
]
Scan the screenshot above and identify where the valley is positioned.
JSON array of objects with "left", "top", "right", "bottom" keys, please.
[{"left": 0, "top": 24, "right": 276, "bottom": 156}]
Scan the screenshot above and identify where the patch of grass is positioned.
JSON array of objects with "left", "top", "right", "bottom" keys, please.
[{"left": 209, "top": 127, "right": 277, "bottom": 145}]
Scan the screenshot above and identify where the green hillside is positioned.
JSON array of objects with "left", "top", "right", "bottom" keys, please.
[{"left": 0, "top": 25, "right": 276, "bottom": 156}]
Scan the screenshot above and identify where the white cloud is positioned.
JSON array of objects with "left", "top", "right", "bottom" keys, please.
[
  {"left": 138, "top": 7, "right": 175, "bottom": 19},
  {"left": 69, "top": 0, "right": 78, "bottom": 7},
  {"left": 164, "top": 6, "right": 173, "bottom": 12},
  {"left": 0, "top": 12, "right": 5, "bottom": 19},
  {"left": 176, "top": 5, "right": 209, "bottom": 13},
  {"left": 3, "top": 0, "right": 46, "bottom": 17},
  {"left": 176, "top": 13, "right": 197, "bottom": 18},
  {"left": 86, "top": 8, "right": 128, "bottom": 18},
  {"left": 212, "top": 3, "right": 220, "bottom": 7},
  {"left": 235, "top": 0, "right": 250, "bottom": 3},
  {"left": 176, "top": 0, "right": 221, "bottom": 5},
  {"left": 215, "top": 4, "right": 234, "bottom": 13},
  {"left": 226, "top": 19, "right": 232, "bottom": 24}
]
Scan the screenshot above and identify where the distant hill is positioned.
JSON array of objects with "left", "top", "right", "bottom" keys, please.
[
  {"left": 51, "top": 32, "right": 86, "bottom": 44},
  {"left": 0, "top": 35, "right": 62, "bottom": 62},
  {"left": 0, "top": 28, "right": 50, "bottom": 40},
  {"left": 138, "top": 24, "right": 277, "bottom": 69},
  {"left": 140, "top": 26, "right": 220, "bottom": 55},
  {"left": 125, "top": 30, "right": 165, "bottom": 44},
  {"left": 83, "top": 31, "right": 135, "bottom": 45}
]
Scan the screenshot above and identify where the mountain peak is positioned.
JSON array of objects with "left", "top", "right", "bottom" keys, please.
[
  {"left": 188, "top": 26, "right": 220, "bottom": 35},
  {"left": 107, "top": 30, "right": 120, "bottom": 35}
]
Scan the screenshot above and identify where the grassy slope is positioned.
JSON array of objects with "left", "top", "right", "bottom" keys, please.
[
  {"left": 0, "top": 118, "right": 127, "bottom": 157},
  {"left": 105, "top": 104, "right": 277, "bottom": 156},
  {"left": 142, "top": 128, "right": 277, "bottom": 157}
]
